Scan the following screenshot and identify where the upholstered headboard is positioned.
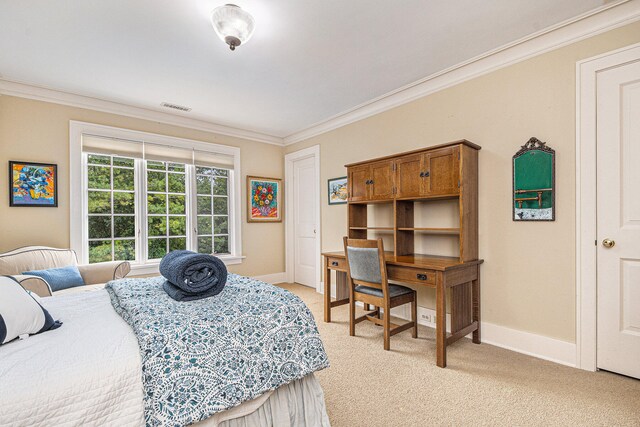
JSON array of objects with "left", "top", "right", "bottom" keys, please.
[{"left": 0, "top": 246, "right": 78, "bottom": 275}]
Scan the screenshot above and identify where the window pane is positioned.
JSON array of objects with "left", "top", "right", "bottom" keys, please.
[
  {"left": 169, "top": 216, "right": 186, "bottom": 236},
  {"left": 89, "top": 240, "right": 112, "bottom": 262},
  {"left": 214, "top": 216, "right": 228, "bottom": 235},
  {"left": 169, "top": 237, "right": 186, "bottom": 251},
  {"left": 147, "top": 161, "right": 165, "bottom": 171},
  {"left": 196, "top": 175, "right": 211, "bottom": 194},
  {"left": 169, "top": 195, "right": 185, "bottom": 215},
  {"left": 113, "top": 157, "right": 134, "bottom": 167},
  {"left": 113, "top": 168, "right": 134, "bottom": 191},
  {"left": 213, "top": 197, "right": 228, "bottom": 215},
  {"left": 114, "top": 239, "right": 135, "bottom": 261},
  {"left": 213, "top": 177, "right": 227, "bottom": 195},
  {"left": 88, "top": 154, "right": 110, "bottom": 165},
  {"left": 196, "top": 167, "right": 228, "bottom": 177},
  {"left": 148, "top": 238, "right": 167, "bottom": 259},
  {"left": 197, "top": 216, "right": 212, "bottom": 235},
  {"left": 147, "top": 171, "right": 166, "bottom": 192},
  {"left": 197, "top": 196, "right": 212, "bottom": 215},
  {"left": 114, "top": 216, "right": 135, "bottom": 238},
  {"left": 113, "top": 192, "right": 135, "bottom": 214},
  {"left": 168, "top": 173, "right": 185, "bottom": 193},
  {"left": 88, "top": 216, "right": 112, "bottom": 239},
  {"left": 198, "top": 236, "right": 212, "bottom": 254},
  {"left": 168, "top": 163, "right": 185, "bottom": 172},
  {"left": 87, "top": 166, "right": 111, "bottom": 189},
  {"left": 147, "top": 194, "right": 166, "bottom": 214},
  {"left": 88, "top": 191, "right": 111, "bottom": 214},
  {"left": 196, "top": 166, "right": 211, "bottom": 175},
  {"left": 214, "top": 236, "right": 229, "bottom": 254},
  {"left": 148, "top": 216, "right": 167, "bottom": 236}
]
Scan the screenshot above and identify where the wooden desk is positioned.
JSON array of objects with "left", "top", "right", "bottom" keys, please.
[{"left": 323, "top": 251, "right": 483, "bottom": 368}]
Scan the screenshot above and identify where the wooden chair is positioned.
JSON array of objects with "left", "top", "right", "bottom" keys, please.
[{"left": 343, "top": 237, "right": 418, "bottom": 350}]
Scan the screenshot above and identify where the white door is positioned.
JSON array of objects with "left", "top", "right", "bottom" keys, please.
[
  {"left": 293, "top": 156, "right": 317, "bottom": 287},
  {"left": 596, "top": 58, "right": 640, "bottom": 379}
]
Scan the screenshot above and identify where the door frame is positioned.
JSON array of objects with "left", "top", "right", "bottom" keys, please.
[
  {"left": 284, "top": 145, "right": 321, "bottom": 291},
  {"left": 576, "top": 41, "right": 640, "bottom": 371}
]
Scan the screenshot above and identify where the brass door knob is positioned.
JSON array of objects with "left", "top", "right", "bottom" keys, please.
[{"left": 602, "top": 239, "right": 615, "bottom": 248}]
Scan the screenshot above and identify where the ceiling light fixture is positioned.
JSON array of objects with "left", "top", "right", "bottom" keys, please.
[{"left": 210, "top": 4, "right": 255, "bottom": 51}]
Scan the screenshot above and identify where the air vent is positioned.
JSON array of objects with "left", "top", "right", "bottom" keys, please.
[{"left": 161, "top": 102, "right": 192, "bottom": 112}]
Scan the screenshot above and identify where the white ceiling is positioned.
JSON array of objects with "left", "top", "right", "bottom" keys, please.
[{"left": 0, "top": 0, "right": 607, "bottom": 138}]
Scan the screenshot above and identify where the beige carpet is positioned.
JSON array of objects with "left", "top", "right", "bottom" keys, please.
[{"left": 277, "top": 283, "right": 640, "bottom": 426}]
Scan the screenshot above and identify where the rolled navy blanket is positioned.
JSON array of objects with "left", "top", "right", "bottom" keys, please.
[{"left": 159, "top": 250, "right": 228, "bottom": 301}]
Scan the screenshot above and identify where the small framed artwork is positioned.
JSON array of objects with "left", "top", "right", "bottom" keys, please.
[
  {"left": 513, "top": 137, "right": 555, "bottom": 221},
  {"left": 247, "top": 176, "right": 282, "bottom": 222},
  {"left": 328, "top": 176, "right": 348, "bottom": 205},
  {"left": 9, "top": 161, "right": 58, "bottom": 207}
]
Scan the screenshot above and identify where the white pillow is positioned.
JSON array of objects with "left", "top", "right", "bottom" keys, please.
[{"left": 0, "top": 276, "right": 62, "bottom": 345}]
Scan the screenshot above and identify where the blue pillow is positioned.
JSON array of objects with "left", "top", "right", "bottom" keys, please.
[{"left": 22, "top": 265, "right": 85, "bottom": 292}]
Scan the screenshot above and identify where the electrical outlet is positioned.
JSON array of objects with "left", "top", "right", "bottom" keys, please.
[{"left": 421, "top": 314, "right": 431, "bottom": 323}]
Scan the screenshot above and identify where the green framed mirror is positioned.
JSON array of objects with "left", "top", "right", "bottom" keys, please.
[{"left": 513, "top": 137, "right": 555, "bottom": 221}]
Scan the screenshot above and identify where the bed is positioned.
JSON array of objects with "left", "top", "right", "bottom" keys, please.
[{"left": 0, "top": 274, "right": 330, "bottom": 427}]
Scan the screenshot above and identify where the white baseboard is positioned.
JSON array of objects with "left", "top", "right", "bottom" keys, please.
[
  {"left": 254, "top": 272, "right": 287, "bottom": 284},
  {"left": 348, "top": 301, "right": 576, "bottom": 367},
  {"left": 481, "top": 322, "right": 576, "bottom": 367}
]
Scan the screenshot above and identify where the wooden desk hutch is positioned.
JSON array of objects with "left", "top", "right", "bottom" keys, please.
[{"left": 322, "top": 139, "right": 483, "bottom": 368}]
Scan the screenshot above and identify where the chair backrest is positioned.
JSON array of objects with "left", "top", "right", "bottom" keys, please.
[
  {"left": 0, "top": 246, "right": 78, "bottom": 275},
  {"left": 343, "top": 237, "right": 389, "bottom": 298}
]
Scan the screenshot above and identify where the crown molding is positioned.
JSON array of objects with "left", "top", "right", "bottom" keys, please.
[
  {"left": 0, "top": 79, "right": 285, "bottom": 146},
  {"left": 283, "top": 0, "right": 640, "bottom": 145}
]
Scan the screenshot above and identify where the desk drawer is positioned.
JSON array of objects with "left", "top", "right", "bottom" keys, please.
[
  {"left": 326, "top": 257, "right": 346, "bottom": 270},
  {"left": 387, "top": 265, "right": 436, "bottom": 285}
]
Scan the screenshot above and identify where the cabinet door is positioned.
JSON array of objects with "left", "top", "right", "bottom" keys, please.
[
  {"left": 370, "top": 160, "right": 395, "bottom": 200},
  {"left": 424, "top": 146, "right": 460, "bottom": 196},
  {"left": 395, "top": 154, "right": 424, "bottom": 198},
  {"left": 348, "top": 165, "right": 370, "bottom": 202}
]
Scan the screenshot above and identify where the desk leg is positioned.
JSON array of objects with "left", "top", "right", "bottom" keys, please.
[
  {"left": 472, "top": 265, "right": 481, "bottom": 344},
  {"left": 324, "top": 258, "right": 331, "bottom": 323},
  {"left": 451, "top": 282, "right": 471, "bottom": 334},
  {"left": 436, "top": 272, "right": 447, "bottom": 368}
]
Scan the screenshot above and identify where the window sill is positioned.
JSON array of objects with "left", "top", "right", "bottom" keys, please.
[{"left": 128, "top": 255, "right": 245, "bottom": 277}]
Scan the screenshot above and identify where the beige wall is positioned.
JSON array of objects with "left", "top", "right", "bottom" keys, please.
[
  {"left": 285, "top": 22, "right": 640, "bottom": 343},
  {"left": 0, "top": 95, "right": 284, "bottom": 277}
]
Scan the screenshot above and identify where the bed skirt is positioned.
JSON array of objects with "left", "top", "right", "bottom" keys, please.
[{"left": 197, "top": 373, "right": 330, "bottom": 427}]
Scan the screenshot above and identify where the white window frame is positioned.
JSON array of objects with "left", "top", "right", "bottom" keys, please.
[{"left": 70, "top": 121, "right": 244, "bottom": 275}]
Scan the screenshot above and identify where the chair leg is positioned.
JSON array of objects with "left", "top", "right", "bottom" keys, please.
[
  {"left": 349, "top": 297, "right": 356, "bottom": 337},
  {"left": 411, "top": 292, "right": 418, "bottom": 339},
  {"left": 383, "top": 305, "right": 391, "bottom": 351}
]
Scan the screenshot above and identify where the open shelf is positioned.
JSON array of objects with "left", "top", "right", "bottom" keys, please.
[
  {"left": 349, "top": 226, "right": 394, "bottom": 231},
  {"left": 397, "top": 227, "right": 460, "bottom": 235}
]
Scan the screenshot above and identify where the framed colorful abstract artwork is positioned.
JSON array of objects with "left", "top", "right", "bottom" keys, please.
[
  {"left": 247, "top": 176, "right": 282, "bottom": 222},
  {"left": 9, "top": 161, "right": 58, "bottom": 207},
  {"left": 328, "top": 176, "right": 347, "bottom": 205}
]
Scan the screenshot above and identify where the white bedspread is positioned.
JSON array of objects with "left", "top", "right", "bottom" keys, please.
[{"left": 0, "top": 290, "right": 145, "bottom": 427}]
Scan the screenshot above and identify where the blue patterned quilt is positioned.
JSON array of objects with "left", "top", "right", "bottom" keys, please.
[{"left": 105, "top": 274, "right": 329, "bottom": 427}]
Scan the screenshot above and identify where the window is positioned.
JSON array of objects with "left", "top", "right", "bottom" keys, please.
[
  {"left": 146, "top": 160, "right": 188, "bottom": 259},
  {"left": 86, "top": 154, "right": 136, "bottom": 263},
  {"left": 70, "top": 122, "right": 242, "bottom": 272},
  {"left": 196, "top": 166, "right": 230, "bottom": 254}
]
